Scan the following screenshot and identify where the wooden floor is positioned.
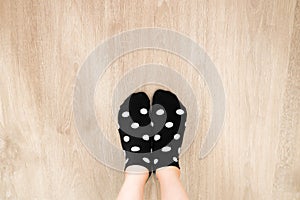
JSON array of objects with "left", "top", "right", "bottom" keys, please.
[{"left": 1, "top": 0, "right": 299, "bottom": 199}]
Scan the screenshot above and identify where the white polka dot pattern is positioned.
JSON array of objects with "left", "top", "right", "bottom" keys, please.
[
  {"left": 176, "top": 109, "right": 184, "bottom": 115},
  {"left": 156, "top": 109, "right": 164, "bottom": 115},
  {"left": 131, "top": 122, "right": 139, "bottom": 129},
  {"left": 143, "top": 157, "right": 150, "bottom": 163},
  {"left": 174, "top": 134, "right": 180, "bottom": 140},
  {"left": 165, "top": 122, "right": 173, "bottom": 128},
  {"left": 122, "top": 111, "right": 129, "bottom": 117},
  {"left": 140, "top": 108, "right": 148, "bottom": 115},
  {"left": 162, "top": 146, "right": 171, "bottom": 152},
  {"left": 123, "top": 136, "right": 130, "bottom": 142},
  {"left": 131, "top": 146, "right": 140, "bottom": 152},
  {"left": 142, "top": 134, "right": 149, "bottom": 141},
  {"left": 154, "top": 134, "right": 161, "bottom": 141}
]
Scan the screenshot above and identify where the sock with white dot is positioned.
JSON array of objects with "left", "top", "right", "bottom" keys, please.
[
  {"left": 118, "top": 92, "right": 153, "bottom": 175},
  {"left": 150, "top": 89, "right": 187, "bottom": 172}
]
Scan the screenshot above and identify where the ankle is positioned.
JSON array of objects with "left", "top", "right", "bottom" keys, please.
[
  {"left": 156, "top": 166, "right": 180, "bottom": 183},
  {"left": 125, "top": 172, "right": 148, "bottom": 186}
]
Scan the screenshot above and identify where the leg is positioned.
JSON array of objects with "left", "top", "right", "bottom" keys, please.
[
  {"left": 117, "top": 92, "right": 153, "bottom": 172},
  {"left": 151, "top": 89, "right": 189, "bottom": 199},
  {"left": 156, "top": 166, "right": 189, "bottom": 200},
  {"left": 117, "top": 92, "right": 153, "bottom": 199},
  {"left": 117, "top": 171, "right": 149, "bottom": 200},
  {"left": 150, "top": 89, "right": 187, "bottom": 171}
]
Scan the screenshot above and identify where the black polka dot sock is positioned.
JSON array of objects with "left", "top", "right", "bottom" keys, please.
[
  {"left": 117, "top": 92, "right": 153, "bottom": 176},
  {"left": 150, "top": 89, "right": 187, "bottom": 172}
]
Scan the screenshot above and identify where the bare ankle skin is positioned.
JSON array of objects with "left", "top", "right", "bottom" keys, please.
[
  {"left": 117, "top": 172, "right": 148, "bottom": 200},
  {"left": 156, "top": 166, "right": 189, "bottom": 200}
]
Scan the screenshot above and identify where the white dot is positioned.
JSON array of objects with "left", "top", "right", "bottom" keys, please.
[
  {"left": 125, "top": 158, "right": 129, "bottom": 164},
  {"left": 154, "top": 159, "right": 158, "bottom": 164},
  {"left": 176, "top": 109, "right": 184, "bottom": 115},
  {"left": 140, "top": 108, "right": 148, "bottom": 115},
  {"left": 123, "top": 136, "right": 130, "bottom": 142},
  {"left": 131, "top": 146, "right": 140, "bottom": 152},
  {"left": 178, "top": 147, "right": 181, "bottom": 154},
  {"left": 122, "top": 111, "right": 129, "bottom": 117},
  {"left": 174, "top": 134, "right": 180, "bottom": 140},
  {"left": 185, "top": 122, "right": 187, "bottom": 127},
  {"left": 151, "top": 122, "right": 154, "bottom": 127},
  {"left": 131, "top": 122, "right": 139, "bottom": 129},
  {"left": 154, "top": 134, "right": 161, "bottom": 141},
  {"left": 156, "top": 109, "right": 164, "bottom": 115},
  {"left": 165, "top": 122, "right": 173, "bottom": 128},
  {"left": 162, "top": 146, "right": 171, "bottom": 152},
  {"left": 142, "top": 134, "right": 149, "bottom": 141},
  {"left": 143, "top": 157, "right": 150, "bottom": 163},
  {"left": 173, "top": 157, "right": 178, "bottom": 162}
]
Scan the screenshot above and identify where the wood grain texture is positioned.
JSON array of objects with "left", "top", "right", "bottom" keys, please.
[
  {"left": 0, "top": 0, "right": 299, "bottom": 199},
  {"left": 272, "top": 1, "right": 300, "bottom": 199}
]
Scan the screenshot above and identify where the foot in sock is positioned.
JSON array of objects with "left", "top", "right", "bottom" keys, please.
[
  {"left": 118, "top": 90, "right": 187, "bottom": 174},
  {"left": 150, "top": 89, "right": 187, "bottom": 172},
  {"left": 117, "top": 92, "right": 153, "bottom": 174}
]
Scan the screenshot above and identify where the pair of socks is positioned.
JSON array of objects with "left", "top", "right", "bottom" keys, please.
[{"left": 117, "top": 89, "right": 187, "bottom": 176}]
